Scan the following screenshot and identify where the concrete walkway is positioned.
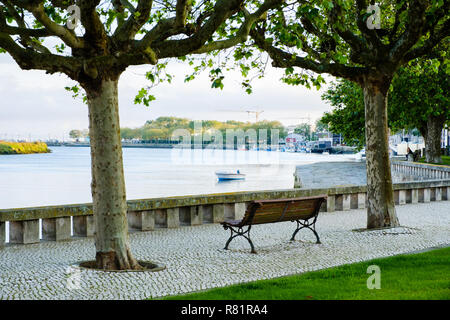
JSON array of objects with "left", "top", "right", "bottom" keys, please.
[{"left": 0, "top": 201, "right": 449, "bottom": 300}]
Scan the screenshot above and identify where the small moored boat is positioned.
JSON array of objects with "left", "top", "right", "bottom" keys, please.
[{"left": 215, "top": 170, "right": 246, "bottom": 181}]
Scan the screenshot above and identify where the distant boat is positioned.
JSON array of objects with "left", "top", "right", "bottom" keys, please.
[{"left": 215, "top": 170, "right": 246, "bottom": 181}]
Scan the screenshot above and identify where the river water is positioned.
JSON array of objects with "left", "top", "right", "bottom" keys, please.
[{"left": 0, "top": 146, "right": 360, "bottom": 209}]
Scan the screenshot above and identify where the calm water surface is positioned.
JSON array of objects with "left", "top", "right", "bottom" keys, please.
[{"left": 0, "top": 146, "right": 359, "bottom": 209}]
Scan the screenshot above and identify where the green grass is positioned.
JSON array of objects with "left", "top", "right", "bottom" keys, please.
[
  {"left": 0, "top": 141, "right": 50, "bottom": 155},
  {"left": 161, "top": 247, "right": 450, "bottom": 300},
  {"left": 418, "top": 155, "right": 450, "bottom": 166}
]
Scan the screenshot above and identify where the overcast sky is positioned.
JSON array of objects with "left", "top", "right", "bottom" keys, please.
[{"left": 0, "top": 52, "right": 335, "bottom": 141}]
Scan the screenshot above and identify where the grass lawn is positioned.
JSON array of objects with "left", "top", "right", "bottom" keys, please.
[
  {"left": 418, "top": 155, "right": 450, "bottom": 166},
  {"left": 162, "top": 247, "right": 450, "bottom": 300}
]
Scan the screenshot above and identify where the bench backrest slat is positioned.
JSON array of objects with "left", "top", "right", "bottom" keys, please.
[{"left": 240, "top": 195, "right": 326, "bottom": 226}]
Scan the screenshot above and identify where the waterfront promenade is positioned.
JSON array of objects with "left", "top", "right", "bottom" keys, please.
[{"left": 0, "top": 201, "right": 448, "bottom": 300}]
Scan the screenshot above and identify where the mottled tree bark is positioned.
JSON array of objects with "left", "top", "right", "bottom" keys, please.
[
  {"left": 363, "top": 76, "right": 400, "bottom": 229},
  {"left": 86, "top": 78, "right": 141, "bottom": 270},
  {"left": 424, "top": 115, "right": 445, "bottom": 164}
]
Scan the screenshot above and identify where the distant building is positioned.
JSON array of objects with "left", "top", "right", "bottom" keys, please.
[{"left": 285, "top": 133, "right": 304, "bottom": 145}]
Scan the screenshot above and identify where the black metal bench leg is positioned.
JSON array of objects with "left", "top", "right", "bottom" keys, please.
[
  {"left": 223, "top": 226, "right": 256, "bottom": 253},
  {"left": 224, "top": 229, "right": 238, "bottom": 250},
  {"left": 311, "top": 228, "right": 321, "bottom": 244},
  {"left": 291, "top": 220, "right": 321, "bottom": 244},
  {"left": 243, "top": 235, "right": 256, "bottom": 254},
  {"left": 290, "top": 224, "right": 301, "bottom": 241}
]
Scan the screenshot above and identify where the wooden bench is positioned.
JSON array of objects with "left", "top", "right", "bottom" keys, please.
[{"left": 220, "top": 195, "right": 327, "bottom": 253}]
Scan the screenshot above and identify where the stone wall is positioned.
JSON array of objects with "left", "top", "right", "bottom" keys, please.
[{"left": 1, "top": 180, "right": 449, "bottom": 246}]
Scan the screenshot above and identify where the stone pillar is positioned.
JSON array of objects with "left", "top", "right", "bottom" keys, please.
[
  {"left": 411, "top": 189, "right": 419, "bottom": 204},
  {"left": 213, "top": 204, "right": 225, "bottom": 223},
  {"left": 445, "top": 186, "right": 450, "bottom": 201},
  {"left": 190, "top": 206, "right": 203, "bottom": 226},
  {"left": 350, "top": 194, "right": 358, "bottom": 209},
  {"left": 234, "top": 203, "right": 247, "bottom": 220},
  {"left": 224, "top": 203, "right": 235, "bottom": 220},
  {"left": 423, "top": 188, "right": 431, "bottom": 203},
  {"left": 198, "top": 205, "right": 213, "bottom": 223},
  {"left": 394, "top": 190, "right": 399, "bottom": 205},
  {"left": 0, "top": 221, "right": 5, "bottom": 247},
  {"left": 342, "top": 194, "right": 351, "bottom": 211},
  {"left": 399, "top": 190, "right": 406, "bottom": 205},
  {"left": 9, "top": 220, "right": 40, "bottom": 244},
  {"left": 128, "top": 210, "right": 155, "bottom": 231},
  {"left": 42, "top": 217, "right": 71, "bottom": 241},
  {"left": 435, "top": 188, "right": 442, "bottom": 201},
  {"left": 326, "top": 196, "right": 335, "bottom": 212},
  {"left": 357, "top": 193, "right": 366, "bottom": 209},
  {"left": 73, "top": 215, "right": 95, "bottom": 237},
  {"left": 167, "top": 208, "right": 180, "bottom": 228}
]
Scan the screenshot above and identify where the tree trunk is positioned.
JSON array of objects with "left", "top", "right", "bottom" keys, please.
[
  {"left": 424, "top": 115, "right": 444, "bottom": 164},
  {"left": 362, "top": 76, "right": 400, "bottom": 229},
  {"left": 86, "top": 78, "right": 142, "bottom": 270}
]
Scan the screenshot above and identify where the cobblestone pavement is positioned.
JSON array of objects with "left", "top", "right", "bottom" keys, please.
[
  {"left": 295, "top": 162, "right": 426, "bottom": 188},
  {"left": 0, "top": 201, "right": 449, "bottom": 300}
]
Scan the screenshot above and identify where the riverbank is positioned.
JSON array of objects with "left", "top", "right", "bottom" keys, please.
[{"left": 0, "top": 141, "right": 51, "bottom": 155}]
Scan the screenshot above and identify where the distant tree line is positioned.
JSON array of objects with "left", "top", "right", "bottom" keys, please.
[{"left": 71, "top": 117, "right": 289, "bottom": 144}]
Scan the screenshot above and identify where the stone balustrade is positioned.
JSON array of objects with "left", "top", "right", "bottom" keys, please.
[
  {"left": 1, "top": 179, "right": 449, "bottom": 247},
  {"left": 392, "top": 161, "right": 450, "bottom": 180}
]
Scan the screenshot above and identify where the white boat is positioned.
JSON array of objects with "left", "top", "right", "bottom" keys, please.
[{"left": 215, "top": 170, "right": 246, "bottom": 181}]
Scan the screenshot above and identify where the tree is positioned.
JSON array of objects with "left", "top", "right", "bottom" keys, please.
[
  {"left": 249, "top": 0, "right": 449, "bottom": 229},
  {"left": 293, "top": 123, "right": 311, "bottom": 139},
  {"left": 69, "top": 129, "right": 83, "bottom": 140},
  {"left": 0, "top": 0, "right": 283, "bottom": 270},
  {"left": 315, "top": 118, "right": 329, "bottom": 133},
  {"left": 321, "top": 79, "right": 367, "bottom": 150},
  {"left": 321, "top": 54, "right": 450, "bottom": 161},
  {"left": 389, "top": 55, "right": 450, "bottom": 163}
]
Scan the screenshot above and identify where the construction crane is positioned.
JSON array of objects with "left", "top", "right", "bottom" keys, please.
[
  {"left": 216, "top": 108, "right": 264, "bottom": 123},
  {"left": 245, "top": 110, "right": 264, "bottom": 123}
]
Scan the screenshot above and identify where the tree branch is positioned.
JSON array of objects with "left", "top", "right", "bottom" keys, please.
[
  {"left": 0, "top": 30, "right": 81, "bottom": 78},
  {"left": 250, "top": 27, "right": 364, "bottom": 82},
  {"left": 193, "top": 0, "right": 283, "bottom": 54},
  {"left": 113, "top": 0, "right": 153, "bottom": 44}
]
